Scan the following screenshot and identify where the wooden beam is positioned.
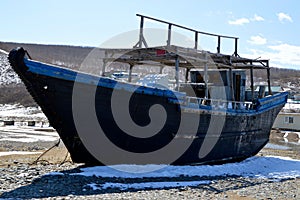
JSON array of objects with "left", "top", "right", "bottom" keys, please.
[
  {"left": 175, "top": 56, "right": 180, "bottom": 91},
  {"left": 250, "top": 64, "right": 254, "bottom": 102},
  {"left": 267, "top": 61, "right": 272, "bottom": 95},
  {"left": 128, "top": 64, "right": 134, "bottom": 82}
]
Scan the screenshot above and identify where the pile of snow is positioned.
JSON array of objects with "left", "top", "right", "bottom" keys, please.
[
  {"left": 0, "top": 104, "right": 46, "bottom": 121},
  {"left": 72, "top": 156, "right": 300, "bottom": 180},
  {"left": 56, "top": 156, "right": 300, "bottom": 191},
  {"left": 0, "top": 53, "right": 21, "bottom": 86},
  {"left": 0, "top": 126, "right": 58, "bottom": 143}
]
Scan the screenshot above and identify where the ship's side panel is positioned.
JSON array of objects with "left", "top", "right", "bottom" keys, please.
[
  {"left": 17, "top": 70, "right": 284, "bottom": 165},
  {"left": 8, "top": 48, "right": 287, "bottom": 165}
]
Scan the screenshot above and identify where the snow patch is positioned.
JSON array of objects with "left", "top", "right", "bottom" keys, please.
[
  {"left": 0, "top": 49, "right": 8, "bottom": 55},
  {"left": 87, "top": 180, "right": 210, "bottom": 191},
  {"left": 73, "top": 156, "right": 300, "bottom": 180},
  {"left": 0, "top": 54, "right": 21, "bottom": 85},
  {"left": 46, "top": 172, "right": 65, "bottom": 176},
  {"left": 0, "top": 104, "right": 46, "bottom": 120},
  {"left": 0, "top": 126, "right": 59, "bottom": 143},
  {"left": 0, "top": 151, "right": 42, "bottom": 156},
  {"left": 264, "top": 143, "right": 291, "bottom": 150}
]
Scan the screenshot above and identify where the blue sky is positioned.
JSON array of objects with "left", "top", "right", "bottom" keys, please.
[{"left": 1, "top": 0, "right": 299, "bottom": 69}]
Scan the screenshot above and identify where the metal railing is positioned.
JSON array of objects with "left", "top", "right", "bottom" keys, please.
[
  {"left": 184, "top": 97, "right": 254, "bottom": 110},
  {"left": 134, "top": 14, "right": 239, "bottom": 56}
]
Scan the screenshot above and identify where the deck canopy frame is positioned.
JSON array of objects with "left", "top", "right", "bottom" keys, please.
[
  {"left": 133, "top": 14, "right": 239, "bottom": 57},
  {"left": 102, "top": 14, "right": 272, "bottom": 100},
  {"left": 104, "top": 46, "right": 272, "bottom": 100}
]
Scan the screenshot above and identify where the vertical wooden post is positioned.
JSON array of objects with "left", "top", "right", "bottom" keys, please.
[
  {"left": 138, "top": 16, "right": 144, "bottom": 48},
  {"left": 204, "top": 53, "right": 209, "bottom": 98},
  {"left": 229, "top": 68, "right": 235, "bottom": 101},
  {"left": 185, "top": 68, "right": 190, "bottom": 83},
  {"left": 267, "top": 61, "right": 272, "bottom": 95},
  {"left": 175, "top": 56, "right": 180, "bottom": 91},
  {"left": 194, "top": 32, "right": 198, "bottom": 49},
  {"left": 128, "top": 64, "right": 133, "bottom": 82},
  {"left": 101, "top": 61, "right": 106, "bottom": 77},
  {"left": 217, "top": 36, "right": 221, "bottom": 54},
  {"left": 250, "top": 64, "right": 254, "bottom": 101},
  {"left": 234, "top": 38, "right": 238, "bottom": 56},
  {"left": 167, "top": 24, "right": 172, "bottom": 47},
  {"left": 101, "top": 51, "right": 108, "bottom": 76},
  {"left": 159, "top": 66, "right": 163, "bottom": 74}
]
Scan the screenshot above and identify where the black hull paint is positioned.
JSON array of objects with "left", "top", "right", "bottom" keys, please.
[{"left": 8, "top": 48, "right": 287, "bottom": 165}]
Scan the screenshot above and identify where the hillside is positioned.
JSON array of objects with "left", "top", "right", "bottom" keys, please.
[
  {"left": 0, "top": 42, "right": 94, "bottom": 69},
  {"left": 0, "top": 41, "right": 300, "bottom": 106}
]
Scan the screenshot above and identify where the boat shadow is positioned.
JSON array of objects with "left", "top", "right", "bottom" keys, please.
[
  {"left": 0, "top": 175, "right": 258, "bottom": 199},
  {"left": 0, "top": 157, "right": 299, "bottom": 199}
]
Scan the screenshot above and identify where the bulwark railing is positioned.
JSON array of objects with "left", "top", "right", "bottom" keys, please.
[
  {"left": 134, "top": 14, "right": 239, "bottom": 56},
  {"left": 184, "top": 97, "right": 254, "bottom": 110}
]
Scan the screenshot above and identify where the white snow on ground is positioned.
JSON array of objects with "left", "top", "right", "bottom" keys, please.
[
  {"left": 0, "top": 151, "right": 42, "bottom": 156},
  {"left": 0, "top": 49, "right": 8, "bottom": 55},
  {"left": 0, "top": 104, "right": 46, "bottom": 120},
  {"left": 62, "top": 156, "right": 300, "bottom": 191},
  {"left": 0, "top": 104, "right": 55, "bottom": 142},
  {"left": 87, "top": 181, "right": 211, "bottom": 191},
  {"left": 46, "top": 172, "right": 65, "bottom": 176},
  {"left": 282, "top": 100, "right": 300, "bottom": 112},
  {"left": 264, "top": 143, "right": 291, "bottom": 150},
  {"left": 0, "top": 53, "right": 21, "bottom": 85},
  {"left": 0, "top": 126, "right": 59, "bottom": 143},
  {"left": 72, "top": 156, "right": 300, "bottom": 180},
  {"left": 282, "top": 130, "right": 300, "bottom": 139}
]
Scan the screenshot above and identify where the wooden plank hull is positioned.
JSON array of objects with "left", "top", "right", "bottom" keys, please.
[{"left": 8, "top": 47, "right": 288, "bottom": 165}]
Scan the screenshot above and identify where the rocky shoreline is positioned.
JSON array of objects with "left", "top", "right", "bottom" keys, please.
[{"left": 0, "top": 139, "right": 299, "bottom": 199}]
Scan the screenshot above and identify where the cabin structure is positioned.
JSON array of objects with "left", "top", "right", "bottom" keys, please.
[{"left": 101, "top": 14, "right": 274, "bottom": 107}]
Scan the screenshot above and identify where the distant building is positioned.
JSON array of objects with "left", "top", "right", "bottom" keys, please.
[{"left": 273, "top": 112, "right": 300, "bottom": 131}]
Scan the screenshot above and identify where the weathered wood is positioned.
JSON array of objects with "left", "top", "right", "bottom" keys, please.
[
  {"left": 175, "top": 56, "right": 180, "bottom": 91},
  {"left": 267, "top": 61, "right": 272, "bottom": 95},
  {"left": 229, "top": 68, "right": 235, "bottom": 101},
  {"left": 167, "top": 24, "right": 172, "bottom": 47},
  {"left": 136, "top": 14, "right": 238, "bottom": 55},
  {"left": 250, "top": 65, "right": 254, "bottom": 101},
  {"left": 128, "top": 64, "right": 133, "bottom": 82}
]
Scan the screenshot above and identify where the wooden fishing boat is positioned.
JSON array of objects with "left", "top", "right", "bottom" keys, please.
[{"left": 8, "top": 14, "right": 288, "bottom": 165}]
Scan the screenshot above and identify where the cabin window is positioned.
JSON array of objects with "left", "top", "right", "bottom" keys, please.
[{"left": 284, "top": 116, "right": 294, "bottom": 124}]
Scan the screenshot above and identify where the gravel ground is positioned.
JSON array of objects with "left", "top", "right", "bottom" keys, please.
[
  {"left": 0, "top": 132, "right": 299, "bottom": 199},
  {"left": 0, "top": 162, "right": 298, "bottom": 200}
]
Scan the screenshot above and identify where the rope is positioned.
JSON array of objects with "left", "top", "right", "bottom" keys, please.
[
  {"left": 59, "top": 151, "right": 71, "bottom": 166},
  {"left": 30, "top": 139, "right": 61, "bottom": 165}
]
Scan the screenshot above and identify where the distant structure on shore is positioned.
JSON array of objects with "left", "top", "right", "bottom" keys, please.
[{"left": 273, "top": 100, "right": 300, "bottom": 131}]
